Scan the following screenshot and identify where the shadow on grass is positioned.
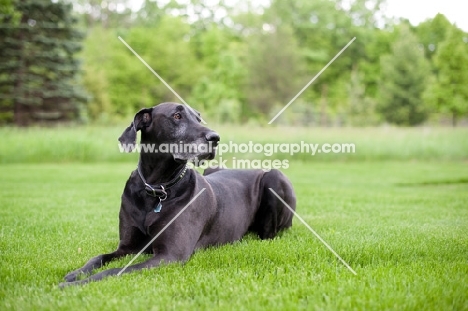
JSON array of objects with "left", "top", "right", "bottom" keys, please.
[{"left": 396, "top": 178, "right": 468, "bottom": 187}]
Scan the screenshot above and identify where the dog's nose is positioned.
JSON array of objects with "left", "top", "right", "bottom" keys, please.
[{"left": 205, "top": 132, "right": 220, "bottom": 146}]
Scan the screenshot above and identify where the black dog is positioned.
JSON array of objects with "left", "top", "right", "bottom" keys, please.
[{"left": 61, "top": 103, "right": 296, "bottom": 286}]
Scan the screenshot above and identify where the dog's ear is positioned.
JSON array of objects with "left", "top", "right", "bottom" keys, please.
[
  {"left": 118, "top": 108, "right": 153, "bottom": 152},
  {"left": 191, "top": 108, "right": 202, "bottom": 122}
]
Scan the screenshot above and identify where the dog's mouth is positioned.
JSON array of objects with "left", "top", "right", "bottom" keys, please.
[
  {"left": 193, "top": 148, "right": 217, "bottom": 162},
  {"left": 173, "top": 155, "right": 214, "bottom": 166},
  {"left": 173, "top": 146, "right": 217, "bottom": 165},
  {"left": 204, "top": 149, "right": 217, "bottom": 160}
]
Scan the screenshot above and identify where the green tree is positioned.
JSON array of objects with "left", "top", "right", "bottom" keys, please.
[
  {"left": 0, "top": 0, "right": 21, "bottom": 24},
  {"left": 80, "top": 27, "right": 113, "bottom": 121},
  {"left": 0, "top": 0, "right": 86, "bottom": 125},
  {"left": 189, "top": 26, "right": 246, "bottom": 123},
  {"left": 80, "top": 26, "right": 142, "bottom": 119},
  {"left": 359, "top": 28, "right": 394, "bottom": 99},
  {"left": 123, "top": 17, "right": 201, "bottom": 112},
  {"left": 415, "top": 13, "right": 453, "bottom": 61},
  {"left": 81, "top": 16, "right": 202, "bottom": 118},
  {"left": 244, "top": 24, "right": 305, "bottom": 121},
  {"left": 378, "top": 25, "right": 431, "bottom": 126},
  {"left": 135, "top": 0, "right": 164, "bottom": 27},
  {"left": 347, "top": 66, "right": 379, "bottom": 126},
  {"left": 428, "top": 27, "right": 468, "bottom": 126},
  {"left": 266, "top": 0, "right": 388, "bottom": 124}
]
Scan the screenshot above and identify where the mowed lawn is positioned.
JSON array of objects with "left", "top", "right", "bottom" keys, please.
[{"left": 0, "top": 160, "right": 467, "bottom": 310}]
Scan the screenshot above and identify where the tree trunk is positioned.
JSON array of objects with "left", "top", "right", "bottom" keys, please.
[{"left": 452, "top": 113, "right": 457, "bottom": 127}]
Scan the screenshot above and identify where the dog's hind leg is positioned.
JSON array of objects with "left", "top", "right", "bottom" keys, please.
[{"left": 251, "top": 169, "right": 296, "bottom": 240}]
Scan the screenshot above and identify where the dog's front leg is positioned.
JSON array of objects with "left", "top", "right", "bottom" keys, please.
[
  {"left": 63, "top": 221, "right": 149, "bottom": 283},
  {"left": 63, "top": 251, "right": 125, "bottom": 282},
  {"left": 60, "top": 252, "right": 184, "bottom": 287}
]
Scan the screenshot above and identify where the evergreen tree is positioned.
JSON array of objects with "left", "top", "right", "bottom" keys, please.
[
  {"left": 0, "top": 0, "right": 86, "bottom": 126},
  {"left": 0, "top": 0, "right": 21, "bottom": 24},
  {"left": 378, "top": 25, "right": 431, "bottom": 126}
]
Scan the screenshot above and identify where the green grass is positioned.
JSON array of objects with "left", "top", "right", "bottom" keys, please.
[
  {"left": 1, "top": 160, "right": 467, "bottom": 310},
  {"left": 0, "top": 126, "right": 467, "bottom": 163},
  {"left": 1, "top": 125, "right": 467, "bottom": 309}
]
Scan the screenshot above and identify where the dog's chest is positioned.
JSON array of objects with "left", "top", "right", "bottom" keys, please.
[
  {"left": 143, "top": 208, "right": 160, "bottom": 232},
  {"left": 125, "top": 194, "right": 162, "bottom": 235}
]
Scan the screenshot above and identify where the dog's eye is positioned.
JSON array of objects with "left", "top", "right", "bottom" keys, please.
[{"left": 173, "top": 112, "right": 182, "bottom": 120}]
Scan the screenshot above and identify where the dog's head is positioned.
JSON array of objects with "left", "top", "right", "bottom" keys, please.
[{"left": 119, "top": 103, "right": 219, "bottom": 163}]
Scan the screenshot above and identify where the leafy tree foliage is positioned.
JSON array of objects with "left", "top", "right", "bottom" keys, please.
[
  {"left": 347, "top": 66, "right": 380, "bottom": 126},
  {"left": 82, "top": 16, "right": 201, "bottom": 119},
  {"left": 244, "top": 24, "right": 304, "bottom": 120},
  {"left": 189, "top": 26, "right": 246, "bottom": 123},
  {"left": 0, "top": 0, "right": 21, "bottom": 24},
  {"left": 415, "top": 13, "right": 453, "bottom": 61},
  {"left": 0, "top": 0, "right": 86, "bottom": 125},
  {"left": 265, "top": 0, "right": 390, "bottom": 124},
  {"left": 427, "top": 27, "right": 468, "bottom": 126},
  {"left": 2, "top": 0, "right": 467, "bottom": 126},
  {"left": 378, "top": 25, "right": 431, "bottom": 126}
]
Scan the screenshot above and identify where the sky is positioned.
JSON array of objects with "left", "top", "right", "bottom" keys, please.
[
  {"left": 129, "top": 0, "right": 468, "bottom": 31},
  {"left": 383, "top": 0, "right": 467, "bottom": 30}
]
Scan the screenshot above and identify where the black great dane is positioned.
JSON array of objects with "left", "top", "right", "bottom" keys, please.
[{"left": 61, "top": 102, "right": 296, "bottom": 286}]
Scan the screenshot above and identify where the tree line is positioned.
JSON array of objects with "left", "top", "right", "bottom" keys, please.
[{"left": 1, "top": 0, "right": 468, "bottom": 126}]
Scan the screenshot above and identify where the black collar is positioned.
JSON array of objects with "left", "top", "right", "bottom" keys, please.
[{"left": 137, "top": 163, "right": 188, "bottom": 198}]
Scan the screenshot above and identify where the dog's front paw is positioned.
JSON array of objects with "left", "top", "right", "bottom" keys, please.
[
  {"left": 64, "top": 270, "right": 82, "bottom": 282},
  {"left": 59, "top": 279, "right": 85, "bottom": 288},
  {"left": 59, "top": 281, "right": 72, "bottom": 289}
]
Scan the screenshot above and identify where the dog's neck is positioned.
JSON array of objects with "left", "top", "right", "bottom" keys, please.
[{"left": 138, "top": 149, "right": 186, "bottom": 185}]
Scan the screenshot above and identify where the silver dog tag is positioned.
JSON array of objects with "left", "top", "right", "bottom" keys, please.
[{"left": 154, "top": 201, "right": 162, "bottom": 213}]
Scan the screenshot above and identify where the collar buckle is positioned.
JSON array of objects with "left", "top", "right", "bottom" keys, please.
[
  {"left": 138, "top": 164, "right": 187, "bottom": 198},
  {"left": 144, "top": 184, "right": 167, "bottom": 198}
]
